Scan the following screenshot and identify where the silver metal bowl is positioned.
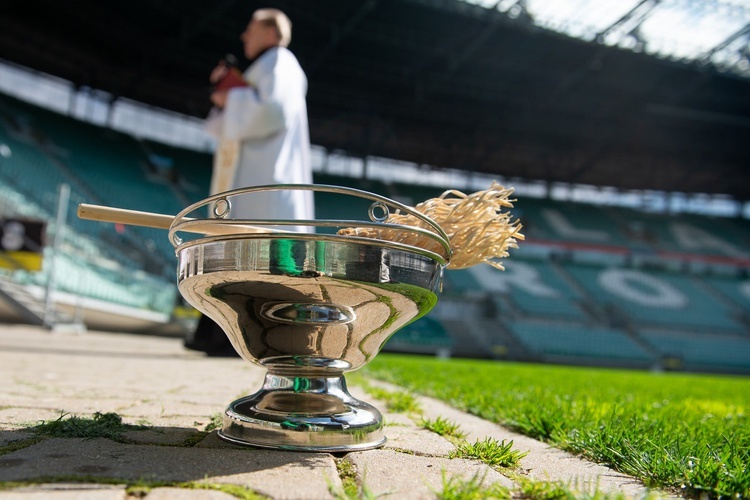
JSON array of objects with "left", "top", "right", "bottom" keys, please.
[{"left": 171, "top": 185, "right": 450, "bottom": 451}]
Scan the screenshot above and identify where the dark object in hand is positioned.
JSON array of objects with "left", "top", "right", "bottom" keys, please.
[{"left": 214, "top": 67, "right": 248, "bottom": 91}]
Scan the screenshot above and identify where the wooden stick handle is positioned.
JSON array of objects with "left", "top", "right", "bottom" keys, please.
[
  {"left": 78, "top": 204, "right": 175, "bottom": 230},
  {"left": 76, "top": 204, "right": 278, "bottom": 236}
]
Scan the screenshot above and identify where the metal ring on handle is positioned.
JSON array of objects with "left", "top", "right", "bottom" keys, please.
[
  {"left": 213, "top": 198, "right": 231, "bottom": 219},
  {"left": 368, "top": 202, "right": 390, "bottom": 223},
  {"left": 169, "top": 184, "right": 452, "bottom": 262}
]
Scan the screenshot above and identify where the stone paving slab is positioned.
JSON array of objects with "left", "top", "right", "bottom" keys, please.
[
  {"left": 144, "top": 488, "right": 236, "bottom": 499},
  {"left": 0, "top": 438, "right": 338, "bottom": 499},
  {"left": 345, "top": 449, "right": 515, "bottom": 498},
  {"left": 0, "top": 324, "right": 678, "bottom": 499},
  {"left": 0, "top": 484, "right": 126, "bottom": 499},
  {"left": 382, "top": 426, "right": 456, "bottom": 457},
  {"left": 120, "top": 427, "right": 203, "bottom": 447},
  {"left": 0, "top": 430, "right": 35, "bottom": 446}
]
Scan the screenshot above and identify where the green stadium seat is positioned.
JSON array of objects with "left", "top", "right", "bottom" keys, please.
[
  {"left": 639, "top": 329, "right": 750, "bottom": 370},
  {"left": 443, "top": 268, "right": 482, "bottom": 294},
  {"left": 507, "top": 319, "right": 653, "bottom": 362},
  {"left": 562, "top": 262, "right": 745, "bottom": 333},
  {"left": 468, "top": 259, "right": 589, "bottom": 321},
  {"left": 703, "top": 275, "right": 750, "bottom": 312},
  {"left": 385, "top": 316, "right": 453, "bottom": 353}
]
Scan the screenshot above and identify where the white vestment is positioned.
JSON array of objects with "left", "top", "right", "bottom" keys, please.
[{"left": 204, "top": 46, "right": 314, "bottom": 233}]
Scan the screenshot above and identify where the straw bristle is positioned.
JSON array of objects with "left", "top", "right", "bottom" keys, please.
[{"left": 337, "top": 181, "right": 524, "bottom": 269}]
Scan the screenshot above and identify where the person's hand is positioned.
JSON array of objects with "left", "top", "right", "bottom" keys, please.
[
  {"left": 210, "top": 89, "right": 229, "bottom": 108},
  {"left": 209, "top": 62, "right": 229, "bottom": 84}
]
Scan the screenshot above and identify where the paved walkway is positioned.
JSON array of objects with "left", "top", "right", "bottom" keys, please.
[{"left": 0, "top": 325, "right": 673, "bottom": 499}]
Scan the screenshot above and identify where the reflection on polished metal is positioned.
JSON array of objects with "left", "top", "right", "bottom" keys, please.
[
  {"left": 220, "top": 374, "right": 385, "bottom": 451},
  {"left": 172, "top": 185, "right": 449, "bottom": 451}
]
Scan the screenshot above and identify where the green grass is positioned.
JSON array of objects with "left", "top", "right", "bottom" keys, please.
[
  {"left": 449, "top": 438, "right": 527, "bottom": 468},
  {"left": 420, "top": 416, "right": 467, "bottom": 441},
  {"left": 436, "top": 470, "right": 511, "bottom": 499},
  {"left": 363, "top": 355, "right": 750, "bottom": 499},
  {"left": 512, "top": 476, "right": 637, "bottom": 500},
  {"left": 204, "top": 413, "right": 223, "bottom": 432},
  {"left": 355, "top": 378, "right": 422, "bottom": 414},
  {"left": 330, "top": 458, "right": 375, "bottom": 500}
]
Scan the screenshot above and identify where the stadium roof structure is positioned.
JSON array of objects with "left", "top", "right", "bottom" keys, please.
[{"left": 1, "top": 0, "right": 749, "bottom": 200}]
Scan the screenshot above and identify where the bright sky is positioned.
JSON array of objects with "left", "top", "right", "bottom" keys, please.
[{"left": 463, "top": 0, "right": 750, "bottom": 77}]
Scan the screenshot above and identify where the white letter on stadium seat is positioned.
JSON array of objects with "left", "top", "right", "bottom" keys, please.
[
  {"left": 670, "top": 223, "right": 748, "bottom": 258},
  {"left": 597, "top": 268, "right": 687, "bottom": 308},
  {"left": 470, "top": 262, "right": 560, "bottom": 297},
  {"left": 541, "top": 209, "right": 610, "bottom": 242},
  {"left": 739, "top": 281, "right": 750, "bottom": 301}
]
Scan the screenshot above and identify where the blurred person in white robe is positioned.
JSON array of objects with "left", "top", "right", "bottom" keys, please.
[
  {"left": 187, "top": 8, "right": 314, "bottom": 355},
  {"left": 204, "top": 7, "right": 314, "bottom": 234}
]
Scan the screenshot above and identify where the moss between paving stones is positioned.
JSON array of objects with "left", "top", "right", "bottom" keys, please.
[
  {"left": 24, "top": 411, "right": 221, "bottom": 449},
  {"left": 332, "top": 458, "right": 359, "bottom": 499},
  {"left": 331, "top": 457, "right": 375, "bottom": 500},
  {"left": 0, "top": 437, "right": 44, "bottom": 457},
  {"left": 32, "top": 412, "right": 147, "bottom": 443},
  {"left": 179, "top": 431, "right": 211, "bottom": 447},
  {"left": 205, "top": 413, "right": 224, "bottom": 432}
]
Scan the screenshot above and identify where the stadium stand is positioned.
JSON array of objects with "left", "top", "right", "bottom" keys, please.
[
  {"left": 638, "top": 329, "right": 750, "bottom": 373},
  {"left": 140, "top": 139, "right": 213, "bottom": 206},
  {"left": 1, "top": 92, "right": 748, "bottom": 373},
  {"left": 0, "top": 95, "right": 176, "bottom": 274},
  {"left": 562, "top": 263, "right": 746, "bottom": 333},
  {"left": 0, "top": 94, "right": 178, "bottom": 328},
  {"left": 704, "top": 275, "right": 750, "bottom": 313},
  {"left": 385, "top": 316, "right": 453, "bottom": 357},
  {"left": 470, "top": 259, "right": 589, "bottom": 322},
  {"left": 506, "top": 320, "right": 654, "bottom": 366},
  {"left": 442, "top": 268, "right": 483, "bottom": 294},
  {"left": 516, "top": 198, "right": 629, "bottom": 247}
]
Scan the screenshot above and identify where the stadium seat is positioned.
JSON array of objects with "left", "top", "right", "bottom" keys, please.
[
  {"left": 385, "top": 316, "right": 453, "bottom": 354},
  {"left": 562, "top": 262, "right": 745, "bottom": 333},
  {"left": 703, "top": 275, "right": 750, "bottom": 313},
  {"left": 639, "top": 328, "right": 750, "bottom": 371},
  {"left": 468, "top": 259, "right": 589, "bottom": 321},
  {"left": 507, "top": 319, "right": 654, "bottom": 363}
]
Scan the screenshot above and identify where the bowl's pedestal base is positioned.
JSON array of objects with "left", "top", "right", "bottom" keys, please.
[{"left": 218, "top": 372, "right": 385, "bottom": 452}]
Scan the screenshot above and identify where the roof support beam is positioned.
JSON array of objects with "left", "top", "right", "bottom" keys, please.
[
  {"left": 702, "top": 22, "right": 750, "bottom": 63},
  {"left": 596, "top": 0, "right": 660, "bottom": 43}
]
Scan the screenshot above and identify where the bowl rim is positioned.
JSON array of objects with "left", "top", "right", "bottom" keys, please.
[
  {"left": 173, "top": 232, "right": 448, "bottom": 267},
  {"left": 169, "top": 184, "right": 452, "bottom": 263}
]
